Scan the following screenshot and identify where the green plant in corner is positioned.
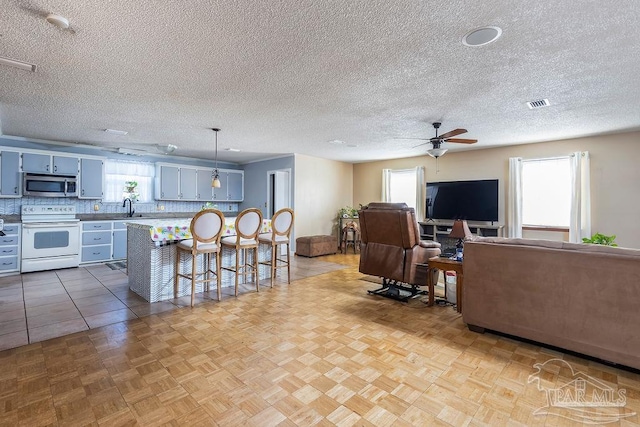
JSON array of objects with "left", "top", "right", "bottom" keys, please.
[{"left": 582, "top": 233, "right": 618, "bottom": 246}]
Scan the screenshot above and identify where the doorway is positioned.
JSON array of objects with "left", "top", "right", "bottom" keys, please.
[
  {"left": 267, "top": 169, "right": 292, "bottom": 255},
  {"left": 267, "top": 169, "right": 292, "bottom": 217}
]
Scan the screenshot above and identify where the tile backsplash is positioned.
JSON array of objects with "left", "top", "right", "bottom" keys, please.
[{"left": 0, "top": 197, "right": 239, "bottom": 216}]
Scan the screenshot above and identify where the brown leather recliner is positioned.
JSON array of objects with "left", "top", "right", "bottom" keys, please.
[{"left": 358, "top": 202, "right": 441, "bottom": 300}]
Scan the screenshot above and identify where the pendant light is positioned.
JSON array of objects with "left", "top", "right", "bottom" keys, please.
[{"left": 211, "top": 128, "right": 221, "bottom": 188}]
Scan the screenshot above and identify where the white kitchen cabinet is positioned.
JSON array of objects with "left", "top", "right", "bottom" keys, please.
[
  {"left": 0, "top": 150, "right": 21, "bottom": 197},
  {"left": 22, "top": 153, "right": 79, "bottom": 175},
  {"left": 0, "top": 224, "right": 20, "bottom": 274},
  {"left": 79, "top": 158, "right": 104, "bottom": 199}
]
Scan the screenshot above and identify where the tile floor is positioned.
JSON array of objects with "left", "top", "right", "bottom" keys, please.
[{"left": 0, "top": 256, "right": 348, "bottom": 351}]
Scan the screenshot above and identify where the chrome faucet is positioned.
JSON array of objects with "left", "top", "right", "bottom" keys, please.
[{"left": 123, "top": 198, "right": 135, "bottom": 217}]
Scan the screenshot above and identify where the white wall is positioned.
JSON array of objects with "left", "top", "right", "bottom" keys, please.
[
  {"left": 294, "top": 154, "right": 353, "bottom": 238},
  {"left": 354, "top": 130, "right": 640, "bottom": 248}
]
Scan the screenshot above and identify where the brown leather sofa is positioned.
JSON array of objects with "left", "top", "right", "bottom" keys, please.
[
  {"left": 358, "top": 202, "right": 441, "bottom": 300},
  {"left": 463, "top": 237, "right": 640, "bottom": 369}
]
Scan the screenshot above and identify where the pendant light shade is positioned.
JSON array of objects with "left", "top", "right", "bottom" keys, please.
[{"left": 211, "top": 128, "right": 221, "bottom": 188}]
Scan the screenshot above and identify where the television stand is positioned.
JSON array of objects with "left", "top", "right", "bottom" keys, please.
[{"left": 418, "top": 220, "right": 504, "bottom": 242}]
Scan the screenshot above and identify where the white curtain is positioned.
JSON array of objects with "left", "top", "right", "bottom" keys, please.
[
  {"left": 381, "top": 167, "right": 424, "bottom": 218},
  {"left": 414, "top": 166, "right": 425, "bottom": 221},
  {"left": 381, "top": 168, "right": 391, "bottom": 201},
  {"left": 569, "top": 151, "right": 591, "bottom": 243},
  {"left": 104, "top": 160, "right": 155, "bottom": 202},
  {"left": 508, "top": 157, "right": 523, "bottom": 238}
]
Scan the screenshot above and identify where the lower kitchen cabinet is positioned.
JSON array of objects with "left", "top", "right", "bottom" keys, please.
[
  {"left": 112, "top": 222, "right": 127, "bottom": 260},
  {"left": 0, "top": 224, "right": 20, "bottom": 274},
  {"left": 80, "top": 220, "right": 128, "bottom": 263},
  {"left": 81, "top": 222, "right": 112, "bottom": 263}
]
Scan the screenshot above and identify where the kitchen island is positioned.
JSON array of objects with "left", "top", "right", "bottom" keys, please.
[{"left": 127, "top": 217, "right": 272, "bottom": 302}]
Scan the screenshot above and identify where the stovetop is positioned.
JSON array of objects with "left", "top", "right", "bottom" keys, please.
[{"left": 21, "top": 205, "right": 78, "bottom": 222}]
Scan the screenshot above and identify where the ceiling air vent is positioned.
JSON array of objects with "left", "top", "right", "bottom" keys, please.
[{"left": 526, "top": 99, "right": 550, "bottom": 109}]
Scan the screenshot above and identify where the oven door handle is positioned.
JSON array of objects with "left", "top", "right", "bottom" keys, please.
[{"left": 22, "top": 222, "right": 80, "bottom": 228}]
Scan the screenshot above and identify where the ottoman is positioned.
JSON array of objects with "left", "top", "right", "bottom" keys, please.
[{"left": 296, "top": 235, "right": 338, "bottom": 257}]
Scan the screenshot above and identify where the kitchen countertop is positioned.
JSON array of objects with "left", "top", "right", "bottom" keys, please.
[
  {"left": 76, "top": 211, "right": 238, "bottom": 221},
  {"left": 0, "top": 215, "right": 21, "bottom": 223}
]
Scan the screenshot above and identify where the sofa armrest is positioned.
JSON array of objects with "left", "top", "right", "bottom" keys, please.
[{"left": 419, "top": 240, "right": 441, "bottom": 249}]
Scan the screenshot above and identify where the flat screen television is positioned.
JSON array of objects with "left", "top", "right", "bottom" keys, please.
[{"left": 426, "top": 179, "right": 498, "bottom": 222}]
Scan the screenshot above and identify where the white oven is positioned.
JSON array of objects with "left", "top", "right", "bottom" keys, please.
[{"left": 21, "top": 205, "right": 81, "bottom": 273}]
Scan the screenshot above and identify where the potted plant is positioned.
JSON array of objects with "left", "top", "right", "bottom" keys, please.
[
  {"left": 582, "top": 233, "right": 618, "bottom": 246},
  {"left": 123, "top": 181, "right": 139, "bottom": 202}
]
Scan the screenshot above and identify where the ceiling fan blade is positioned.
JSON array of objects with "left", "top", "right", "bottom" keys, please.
[
  {"left": 411, "top": 141, "right": 430, "bottom": 149},
  {"left": 445, "top": 138, "right": 477, "bottom": 144},
  {"left": 438, "top": 128, "right": 467, "bottom": 139}
]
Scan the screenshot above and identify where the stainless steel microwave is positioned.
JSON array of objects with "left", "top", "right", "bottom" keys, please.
[{"left": 22, "top": 173, "right": 78, "bottom": 197}]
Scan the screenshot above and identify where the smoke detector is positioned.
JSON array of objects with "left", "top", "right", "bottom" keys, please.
[{"left": 46, "top": 14, "right": 70, "bottom": 29}]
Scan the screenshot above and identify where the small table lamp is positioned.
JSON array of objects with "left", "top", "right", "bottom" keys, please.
[{"left": 449, "top": 220, "right": 472, "bottom": 260}]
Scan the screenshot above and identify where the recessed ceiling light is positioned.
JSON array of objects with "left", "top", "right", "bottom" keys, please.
[
  {"left": 329, "top": 139, "right": 345, "bottom": 145},
  {"left": 462, "top": 26, "right": 502, "bottom": 47},
  {"left": 104, "top": 128, "right": 128, "bottom": 136},
  {"left": 0, "top": 56, "right": 37, "bottom": 72},
  {"left": 225, "top": 148, "right": 241, "bottom": 152}
]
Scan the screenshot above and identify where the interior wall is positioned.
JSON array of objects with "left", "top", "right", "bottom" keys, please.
[
  {"left": 294, "top": 154, "right": 353, "bottom": 239},
  {"left": 353, "top": 130, "right": 640, "bottom": 248},
  {"left": 240, "top": 155, "right": 295, "bottom": 218}
]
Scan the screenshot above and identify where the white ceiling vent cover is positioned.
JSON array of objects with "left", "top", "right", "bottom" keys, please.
[{"left": 526, "top": 99, "right": 550, "bottom": 109}]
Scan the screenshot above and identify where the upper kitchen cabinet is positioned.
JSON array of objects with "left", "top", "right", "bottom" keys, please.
[
  {"left": 212, "top": 171, "right": 229, "bottom": 201},
  {"left": 179, "top": 167, "right": 197, "bottom": 200},
  {"left": 155, "top": 164, "right": 180, "bottom": 200},
  {"left": 79, "top": 158, "right": 104, "bottom": 199},
  {"left": 22, "top": 153, "right": 79, "bottom": 175},
  {"left": 227, "top": 170, "right": 244, "bottom": 201},
  {"left": 196, "top": 168, "right": 213, "bottom": 201},
  {"left": 0, "top": 150, "right": 21, "bottom": 197},
  {"left": 213, "top": 170, "right": 244, "bottom": 202},
  {"left": 155, "top": 162, "right": 243, "bottom": 201}
]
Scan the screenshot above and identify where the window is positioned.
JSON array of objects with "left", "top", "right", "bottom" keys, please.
[
  {"left": 104, "top": 160, "right": 155, "bottom": 202},
  {"left": 522, "top": 157, "right": 571, "bottom": 227},
  {"left": 382, "top": 167, "right": 425, "bottom": 219}
]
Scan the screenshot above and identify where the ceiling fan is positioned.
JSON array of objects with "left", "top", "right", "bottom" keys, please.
[{"left": 412, "top": 122, "right": 478, "bottom": 158}]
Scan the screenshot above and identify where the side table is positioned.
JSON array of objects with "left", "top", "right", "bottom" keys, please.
[{"left": 427, "top": 256, "right": 464, "bottom": 313}]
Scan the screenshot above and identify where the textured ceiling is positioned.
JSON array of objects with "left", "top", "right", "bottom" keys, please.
[{"left": 1, "top": 0, "right": 639, "bottom": 164}]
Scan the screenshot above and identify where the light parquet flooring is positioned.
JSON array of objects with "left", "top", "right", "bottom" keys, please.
[{"left": 1, "top": 253, "right": 639, "bottom": 426}]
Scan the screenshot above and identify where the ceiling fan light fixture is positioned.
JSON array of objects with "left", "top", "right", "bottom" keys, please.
[
  {"left": 427, "top": 148, "right": 448, "bottom": 158},
  {"left": 158, "top": 144, "right": 177, "bottom": 154},
  {"left": 462, "top": 26, "right": 502, "bottom": 47}
]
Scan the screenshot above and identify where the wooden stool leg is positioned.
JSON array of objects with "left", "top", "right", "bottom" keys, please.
[
  {"left": 191, "top": 249, "right": 196, "bottom": 307},
  {"left": 286, "top": 243, "right": 291, "bottom": 284},
  {"left": 216, "top": 252, "right": 222, "bottom": 301},
  {"left": 174, "top": 248, "right": 179, "bottom": 299},
  {"left": 270, "top": 245, "right": 276, "bottom": 288}
]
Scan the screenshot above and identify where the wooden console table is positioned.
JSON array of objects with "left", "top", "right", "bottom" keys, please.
[{"left": 427, "top": 256, "right": 464, "bottom": 313}]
